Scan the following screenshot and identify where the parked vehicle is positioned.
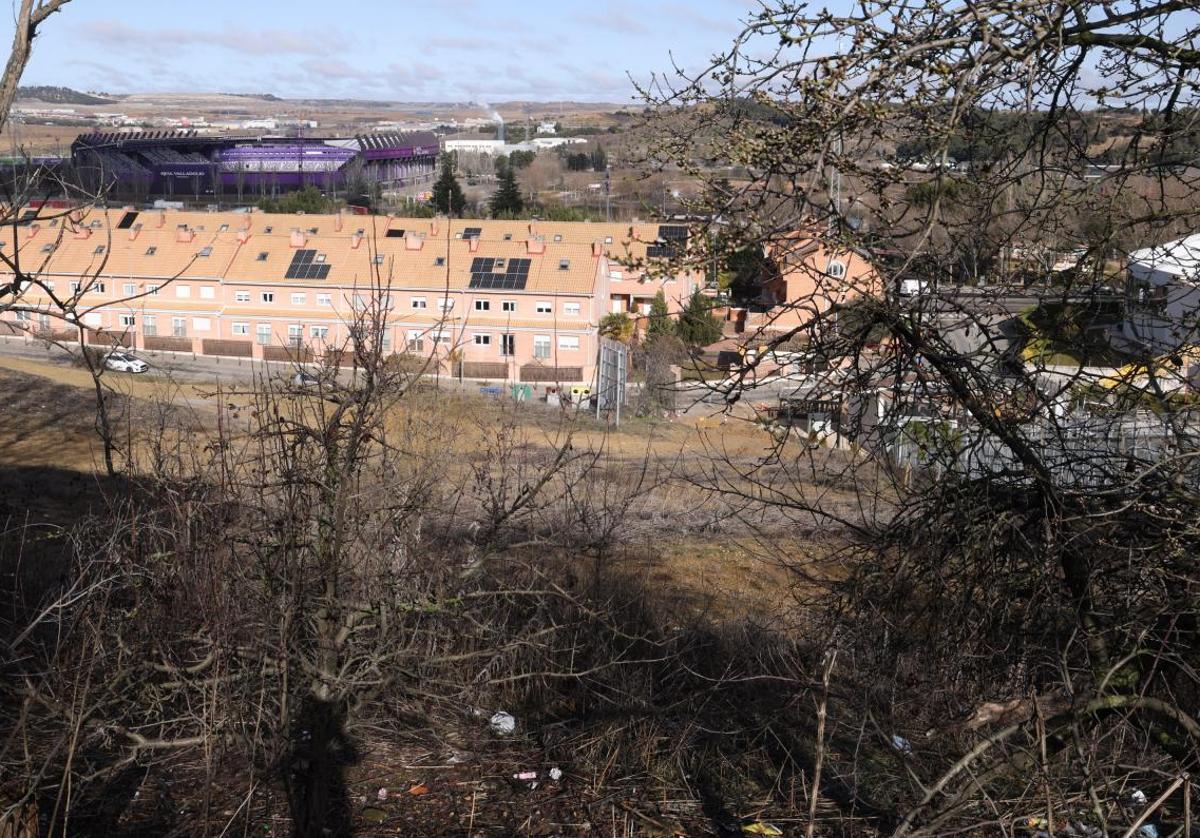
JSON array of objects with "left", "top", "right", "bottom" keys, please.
[
  {"left": 292, "top": 370, "right": 319, "bottom": 387},
  {"left": 103, "top": 352, "right": 149, "bottom": 373}
]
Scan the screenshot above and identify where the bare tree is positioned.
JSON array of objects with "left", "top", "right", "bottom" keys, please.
[{"left": 643, "top": 0, "right": 1200, "bottom": 833}]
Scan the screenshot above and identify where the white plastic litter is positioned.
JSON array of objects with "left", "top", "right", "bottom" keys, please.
[
  {"left": 514, "top": 771, "right": 537, "bottom": 781},
  {"left": 489, "top": 711, "right": 516, "bottom": 735},
  {"left": 376, "top": 787, "right": 388, "bottom": 801},
  {"left": 1130, "top": 788, "right": 1148, "bottom": 805},
  {"left": 1136, "top": 826, "right": 1158, "bottom": 838},
  {"left": 891, "top": 734, "right": 913, "bottom": 754},
  {"left": 548, "top": 767, "right": 563, "bottom": 781}
]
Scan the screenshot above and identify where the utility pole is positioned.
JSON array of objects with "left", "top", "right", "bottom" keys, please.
[{"left": 604, "top": 165, "right": 611, "bottom": 222}]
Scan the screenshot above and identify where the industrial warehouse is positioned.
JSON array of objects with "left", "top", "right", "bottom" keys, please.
[{"left": 0, "top": 207, "right": 704, "bottom": 382}]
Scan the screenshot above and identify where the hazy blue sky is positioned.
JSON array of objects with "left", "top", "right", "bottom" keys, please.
[{"left": 10, "top": 0, "right": 756, "bottom": 102}]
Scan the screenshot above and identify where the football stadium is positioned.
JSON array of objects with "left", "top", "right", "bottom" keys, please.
[{"left": 70, "top": 130, "right": 439, "bottom": 200}]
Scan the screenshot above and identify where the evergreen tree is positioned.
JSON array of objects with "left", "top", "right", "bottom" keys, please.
[
  {"left": 676, "top": 290, "right": 724, "bottom": 347},
  {"left": 432, "top": 157, "right": 465, "bottom": 216},
  {"left": 489, "top": 166, "right": 524, "bottom": 217},
  {"left": 644, "top": 289, "right": 675, "bottom": 342}
]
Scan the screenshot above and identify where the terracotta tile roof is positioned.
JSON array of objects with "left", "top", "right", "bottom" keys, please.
[{"left": 1, "top": 209, "right": 697, "bottom": 295}]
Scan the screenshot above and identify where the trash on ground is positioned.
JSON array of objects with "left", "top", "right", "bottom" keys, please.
[
  {"left": 376, "top": 787, "right": 388, "bottom": 801},
  {"left": 408, "top": 783, "right": 429, "bottom": 796},
  {"left": 548, "top": 767, "right": 563, "bottom": 781},
  {"left": 741, "top": 820, "right": 784, "bottom": 836},
  {"left": 891, "top": 734, "right": 913, "bottom": 754},
  {"left": 488, "top": 711, "right": 516, "bottom": 735},
  {"left": 513, "top": 771, "right": 537, "bottom": 781}
]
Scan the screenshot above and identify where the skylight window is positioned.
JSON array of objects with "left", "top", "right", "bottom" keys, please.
[
  {"left": 145, "top": 246, "right": 157, "bottom": 256},
  {"left": 198, "top": 246, "right": 213, "bottom": 257},
  {"left": 256, "top": 252, "right": 269, "bottom": 261},
  {"left": 559, "top": 259, "right": 570, "bottom": 270}
]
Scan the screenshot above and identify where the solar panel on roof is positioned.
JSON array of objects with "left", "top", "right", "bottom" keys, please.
[
  {"left": 658, "top": 225, "right": 689, "bottom": 241},
  {"left": 467, "top": 255, "right": 531, "bottom": 290},
  {"left": 646, "top": 244, "right": 676, "bottom": 258},
  {"left": 462, "top": 227, "right": 482, "bottom": 239},
  {"left": 385, "top": 229, "right": 405, "bottom": 238},
  {"left": 284, "top": 249, "right": 331, "bottom": 280},
  {"left": 116, "top": 211, "right": 139, "bottom": 230}
]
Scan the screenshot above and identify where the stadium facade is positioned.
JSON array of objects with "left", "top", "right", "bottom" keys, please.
[{"left": 71, "top": 130, "right": 439, "bottom": 200}]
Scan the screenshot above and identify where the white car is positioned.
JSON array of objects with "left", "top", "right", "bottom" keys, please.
[
  {"left": 104, "top": 352, "right": 149, "bottom": 373},
  {"left": 292, "top": 370, "right": 319, "bottom": 387}
]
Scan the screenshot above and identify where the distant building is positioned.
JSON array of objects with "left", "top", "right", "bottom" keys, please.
[
  {"left": 71, "top": 130, "right": 439, "bottom": 198},
  {"left": 537, "top": 121, "right": 557, "bottom": 134},
  {"left": 441, "top": 136, "right": 508, "bottom": 156},
  {"left": 1119, "top": 234, "right": 1200, "bottom": 352},
  {"left": 743, "top": 233, "right": 882, "bottom": 334}
]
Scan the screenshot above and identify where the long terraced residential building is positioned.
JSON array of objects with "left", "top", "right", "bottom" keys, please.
[{"left": 1, "top": 207, "right": 704, "bottom": 383}]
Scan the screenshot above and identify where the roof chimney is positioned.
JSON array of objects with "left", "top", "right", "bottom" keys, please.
[
  {"left": 25, "top": 223, "right": 39, "bottom": 239},
  {"left": 176, "top": 227, "right": 195, "bottom": 243},
  {"left": 334, "top": 210, "right": 344, "bottom": 232},
  {"left": 351, "top": 232, "right": 364, "bottom": 250},
  {"left": 128, "top": 225, "right": 141, "bottom": 241},
  {"left": 289, "top": 229, "right": 307, "bottom": 248},
  {"left": 240, "top": 214, "right": 251, "bottom": 231},
  {"left": 526, "top": 236, "right": 545, "bottom": 254},
  {"left": 237, "top": 229, "right": 251, "bottom": 244},
  {"left": 629, "top": 226, "right": 641, "bottom": 241},
  {"left": 405, "top": 233, "right": 424, "bottom": 251},
  {"left": 73, "top": 225, "right": 92, "bottom": 239},
  {"left": 157, "top": 211, "right": 166, "bottom": 228},
  {"left": 592, "top": 241, "right": 604, "bottom": 257},
  {"left": 430, "top": 220, "right": 440, "bottom": 236},
  {"left": 468, "top": 237, "right": 480, "bottom": 253}
]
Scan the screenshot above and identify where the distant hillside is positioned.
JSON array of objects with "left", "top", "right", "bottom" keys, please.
[{"left": 17, "top": 86, "right": 116, "bottom": 105}]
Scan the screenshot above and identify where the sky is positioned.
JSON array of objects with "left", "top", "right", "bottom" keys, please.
[{"left": 9, "top": 0, "right": 756, "bottom": 103}]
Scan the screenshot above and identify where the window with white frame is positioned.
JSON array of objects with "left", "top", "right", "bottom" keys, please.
[
  {"left": 69, "top": 282, "right": 80, "bottom": 294},
  {"left": 192, "top": 318, "right": 211, "bottom": 332},
  {"left": 536, "top": 301, "right": 552, "bottom": 314},
  {"left": 473, "top": 333, "right": 491, "bottom": 346},
  {"left": 119, "top": 314, "right": 136, "bottom": 328},
  {"left": 176, "top": 285, "right": 191, "bottom": 298},
  {"left": 411, "top": 297, "right": 427, "bottom": 310},
  {"left": 826, "top": 261, "right": 846, "bottom": 278},
  {"left": 232, "top": 322, "right": 249, "bottom": 336},
  {"left": 563, "top": 302, "right": 581, "bottom": 316},
  {"left": 474, "top": 299, "right": 490, "bottom": 311},
  {"left": 261, "top": 292, "right": 274, "bottom": 303},
  {"left": 15, "top": 310, "right": 28, "bottom": 322},
  {"left": 122, "top": 283, "right": 136, "bottom": 296},
  {"left": 148, "top": 284, "right": 160, "bottom": 295},
  {"left": 200, "top": 286, "right": 215, "bottom": 300},
  {"left": 256, "top": 324, "right": 271, "bottom": 345},
  {"left": 171, "top": 317, "right": 186, "bottom": 337},
  {"left": 310, "top": 325, "right": 329, "bottom": 340},
  {"left": 502, "top": 300, "right": 516, "bottom": 312},
  {"left": 406, "top": 330, "right": 424, "bottom": 352},
  {"left": 501, "top": 333, "right": 515, "bottom": 356},
  {"left": 83, "top": 312, "right": 102, "bottom": 327},
  {"left": 288, "top": 325, "right": 303, "bottom": 346},
  {"left": 143, "top": 316, "right": 157, "bottom": 336},
  {"left": 291, "top": 293, "right": 306, "bottom": 305},
  {"left": 533, "top": 335, "right": 552, "bottom": 359},
  {"left": 558, "top": 335, "right": 580, "bottom": 351},
  {"left": 94, "top": 282, "right": 106, "bottom": 293},
  {"left": 317, "top": 293, "right": 332, "bottom": 306},
  {"left": 436, "top": 298, "right": 454, "bottom": 311},
  {"left": 37, "top": 314, "right": 49, "bottom": 331},
  {"left": 235, "top": 291, "right": 250, "bottom": 302}
]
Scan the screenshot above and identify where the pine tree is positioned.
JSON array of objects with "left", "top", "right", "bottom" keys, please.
[
  {"left": 676, "top": 290, "right": 724, "bottom": 347},
  {"left": 644, "top": 289, "right": 675, "bottom": 342},
  {"left": 432, "top": 157, "right": 465, "bottom": 216},
  {"left": 489, "top": 166, "right": 524, "bottom": 217}
]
